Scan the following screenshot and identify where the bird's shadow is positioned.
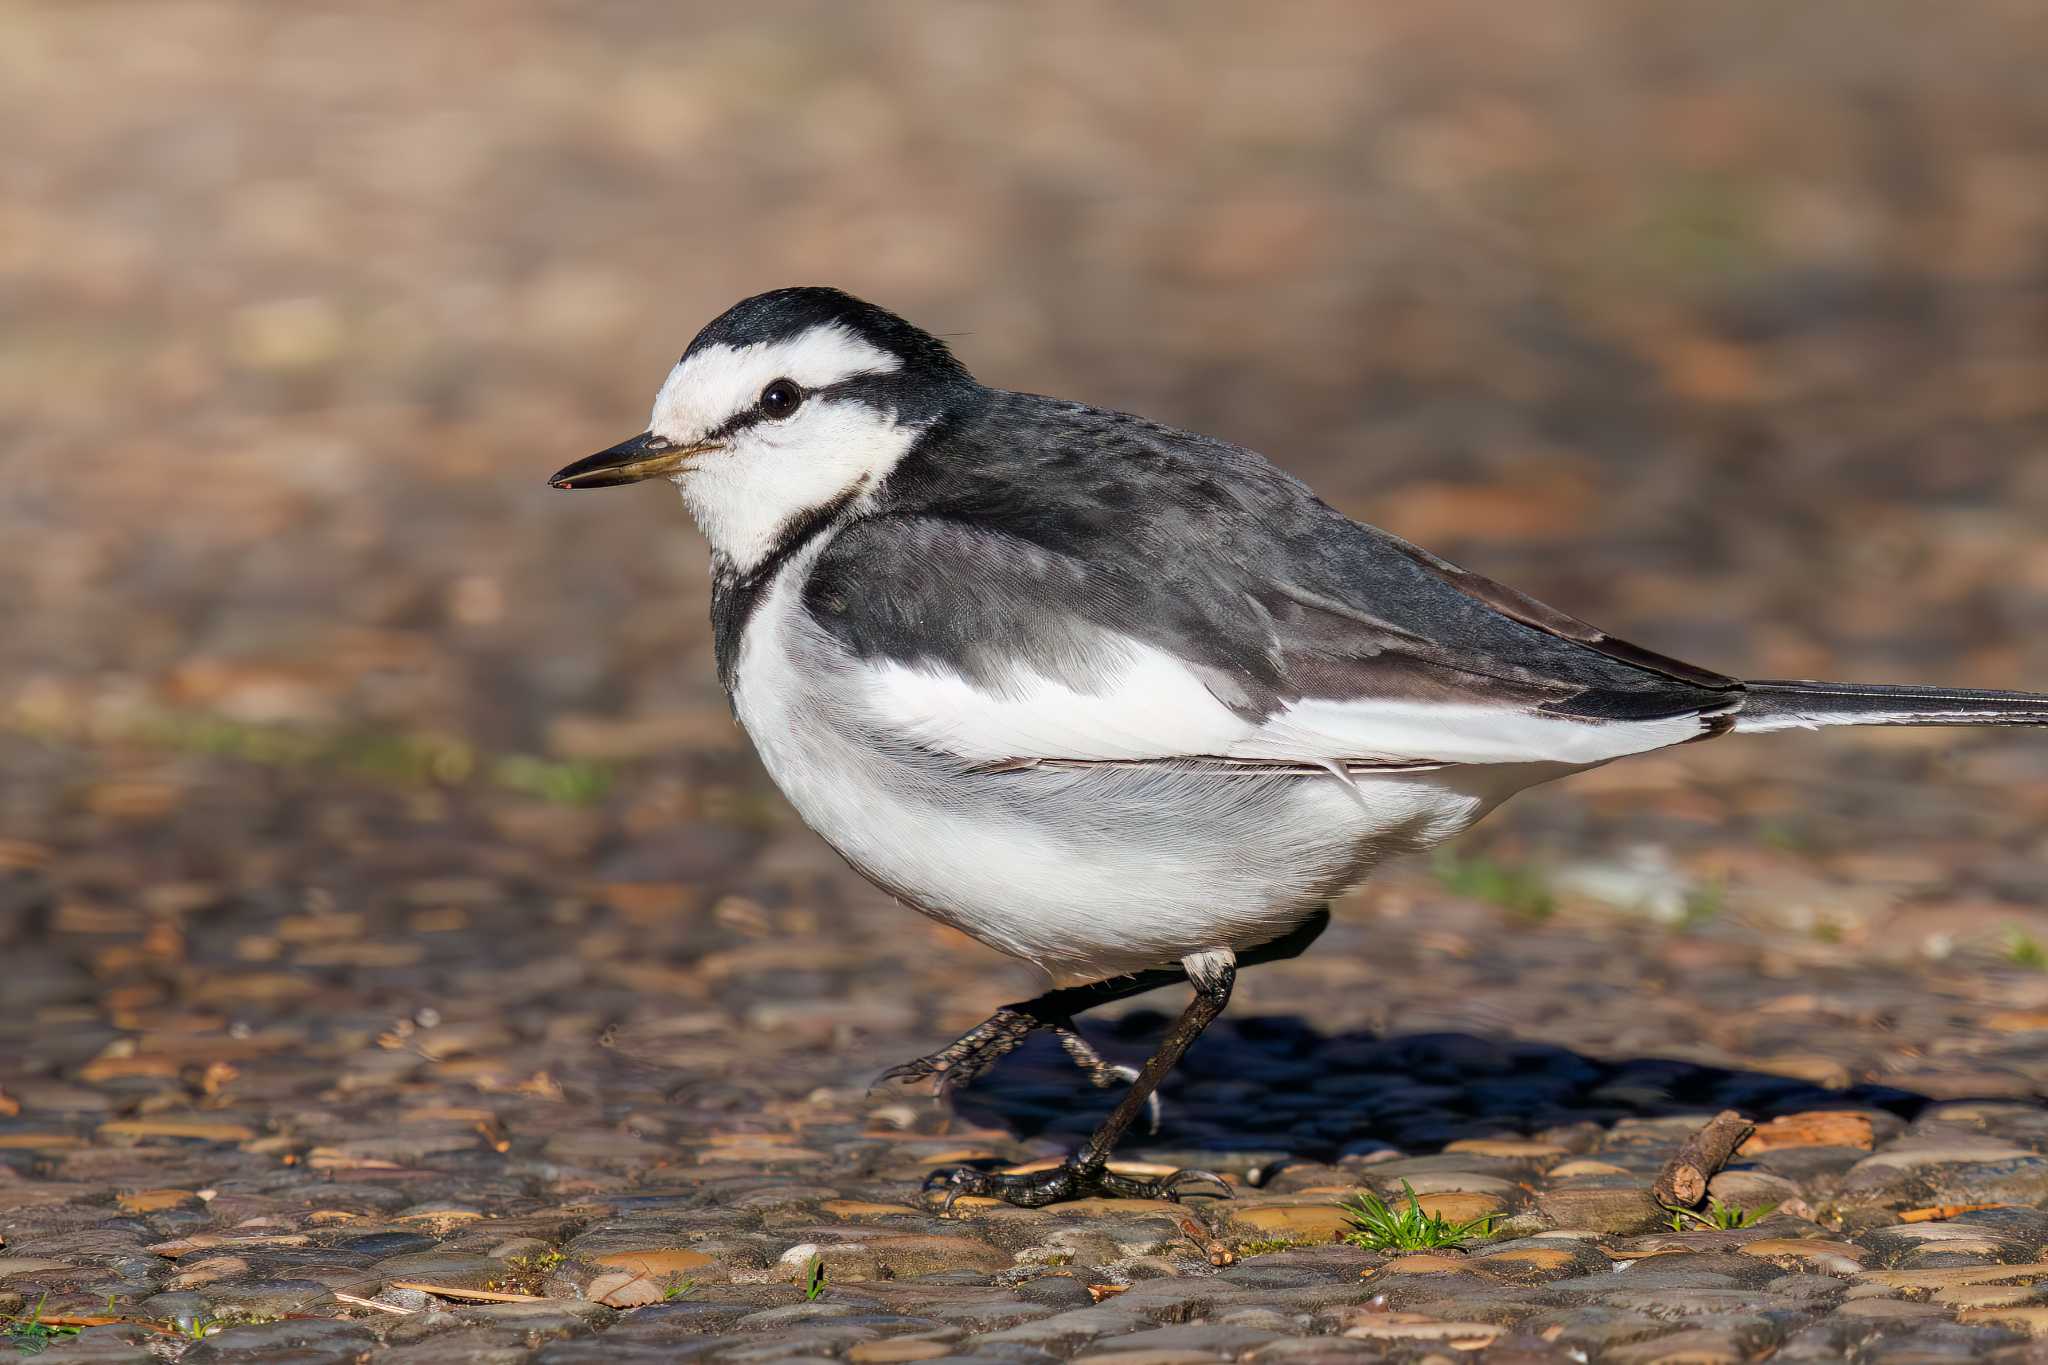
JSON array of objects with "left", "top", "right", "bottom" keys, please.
[{"left": 942, "top": 1010, "right": 1931, "bottom": 1166}]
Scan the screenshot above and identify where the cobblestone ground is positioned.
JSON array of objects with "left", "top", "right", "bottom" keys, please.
[
  {"left": 8, "top": 2, "right": 2048, "bottom": 1361},
  {"left": 6, "top": 723, "right": 2048, "bottom": 1363}
]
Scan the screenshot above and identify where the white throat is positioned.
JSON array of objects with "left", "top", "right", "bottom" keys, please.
[{"left": 674, "top": 400, "right": 924, "bottom": 574}]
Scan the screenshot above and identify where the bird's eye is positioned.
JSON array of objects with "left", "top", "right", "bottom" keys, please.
[{"left": 758, "top": 379, "right": 803, "bottom": 419}]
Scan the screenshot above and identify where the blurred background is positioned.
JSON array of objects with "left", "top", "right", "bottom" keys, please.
[{"left": 3, "top": 2, "right": 2047, "bottom": 1056}]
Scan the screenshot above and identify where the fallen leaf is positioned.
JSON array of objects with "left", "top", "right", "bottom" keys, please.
[{"left": 1901, "top": 1202, "right": 2012, "bottom": 1223}]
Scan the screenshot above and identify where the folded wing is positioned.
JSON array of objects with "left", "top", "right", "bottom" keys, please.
[{"left": 804, "top": 498, "right": 1741, "bottom": 772}]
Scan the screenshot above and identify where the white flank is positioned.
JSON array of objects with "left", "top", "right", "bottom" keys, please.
[
  {"left": 862, "top": 640, "right": 1246, "bottom": 760},
  {"left": 1244, "top": 695, "right": 1706, "bottom": 766},
  {"left": 857, "top": 635, "right": 1709, "bottom": 768}
]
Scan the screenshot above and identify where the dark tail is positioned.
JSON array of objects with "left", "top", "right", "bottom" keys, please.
[{"left": 1734, "top": 678, "right": 2048, "bottom": 733}]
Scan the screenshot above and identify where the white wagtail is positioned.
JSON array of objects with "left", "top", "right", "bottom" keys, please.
[{"left": 551, "top": 286, "right": 2048, "bottom": 1208}]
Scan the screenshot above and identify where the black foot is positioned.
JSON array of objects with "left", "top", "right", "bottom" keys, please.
[
  {"left": 875, "top": 1014, "right": 1163, "bottom": 1134},
  {"left": 923, "top": 1160, "right": 1232, "bottom": 1211},
  {"left": 874, "top": 1007, "right": 1041, "bottom": 1095}
]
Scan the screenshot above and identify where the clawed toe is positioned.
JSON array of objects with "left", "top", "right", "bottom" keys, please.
[
  {"left": 874, "top": 1007, "right": 1042, "bottom": 1098},
  {"left": 1154, "top": 1167, "right": 1233, "bottom": 1200},
  {"left": 922, "top": 1159, "right": 1234, "bottom": 1211},
  {"left": 873, "top": 1054, "right": 950, "bottom": 1094},
  {"left": 874, "top": 1047, "right": 1002, "bottom": 1097}
]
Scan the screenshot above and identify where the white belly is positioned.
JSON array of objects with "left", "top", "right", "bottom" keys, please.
[{"left": 731, "top": 548, "right": 1557, "bottom": 983}]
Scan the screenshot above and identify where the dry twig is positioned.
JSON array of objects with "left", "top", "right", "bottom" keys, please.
[
  {"left": 1652, "top": 1110, "right": 1754, "bottom": 1208},
  {"left": 386, "top": 1281, "right": 546, "bottom": 1303},
  {"left": 1178, "top": 1213, "right": 1236, "bottom": 1267}
]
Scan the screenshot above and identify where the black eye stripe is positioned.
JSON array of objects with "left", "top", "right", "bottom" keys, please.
[{"left": 702, "top": 373, "right": 898, "bottom": 443}]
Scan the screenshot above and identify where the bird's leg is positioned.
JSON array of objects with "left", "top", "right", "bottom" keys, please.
[
  {"left": 927, "top": 950, "right": 1238, "bottom": 1209},
  {"left": 875, "top": 967, "right": 1184, "bottom": 1095},
  {"left": 876, "top": 909, "right": 1330, "bottom": 1101}
]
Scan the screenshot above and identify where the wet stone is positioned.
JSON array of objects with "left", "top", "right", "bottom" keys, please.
[
  {"left": 1534, "top": 1184, "right": 1668, "bottom": 1234},
  {"left": 1358, "top": 1269, "right": 1503, "bottom": 1311},
  {"left": 708, "top": 1329, "right": 889, "bottom": 1361},
  {"left": 1525, "top": 1305, "right": 1691, "bottom": 1354},
  {"left": 379, "top": 1333, "right": 536, "bottom": 1365},
  {"left": 331, "top": 1231, "right": 441, "bottom": 1259},
  {"left": 1110, "top": 1276, "right": 1246, "bottom": 1317},
  {"left": 1836, "top": 1298, "right": 1953, "bottom": 1321},
  {"left": 735, "top": 1301, "right": 906, "bottom": 1328},
  {"left": 1401, "top": 1289, "right": 1566, "bottom": 1326},
  {"left": 1222, "top": 1201, "right": 1352, "bottom": 1243},
  {"left": 1860, "top": 1220, "right": 2034, "bottom": 1268},
  {"left": 135, "top": 1288, "right": 212, "bottom": 1322},
  {"left": 1858, "top": 1322, "right": 2031, "bottom": 1361},
  {"left": 1601, "top": 1328, "right": 1751, "bottom": 1365},
  {"left": 1469, "top": 1236, "right": 1616, "bottom": 1282},
  {"left": 872, "top": 1290, "right": 1056, "bottom": 1332},
  {"left": 1211, "top": 1307, "right": 1302, "bottom": 1332},
  {"left": 1245, "top": 1340, "right": 1386, "bottom": 1362},
  {"left": 1340, "top": 1311, "right": 1503, "bottom": 1347},
  {"left": 970, "top": 1305, "right": 1148, "bottom": 1351},
  {"left": 600, "top": 1298, "right": 761, "bottom": 1337},
  {"left": 1839, "top": 1142, "right": 2048, "bottom": 1208},
  {"left": 1016, "top": 1275, "right": 1099, "bottom": 1309},
  {"left": 1215, "top": 1246, "right": 1381, "bottom": 1289},
  {"left": 180, "top": 1318, "right": 381, "bottom": 1363},
  {"left": 197, "top": 1277, "right": 338, "bottom": 1317},
  {"left": 1772, "top": 1321, "right": 1856, "bottom": 1360},
  {"left": 1086, "top": 1324, "right": 1285, "bottom": 1356},
  {"left": 370, "top": 1249, "right": 510, "bottom": 1289},
  {"left": 1737, "top": 1237, "right": 1868, "bottom": 1277},
  {"left": 452, "top": 1299, "right": 616, "bottom": 1344},
  {"left": 1584, "top": 1285, "right": 1793, "bottom": 1320}
]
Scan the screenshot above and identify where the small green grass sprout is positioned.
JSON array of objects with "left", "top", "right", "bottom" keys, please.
[
  {"left": 2004, "top": 930, "right": 2048, "bottom": 970},
  {"left": 1665, "top": 1197, "right": 1777, "bottom": 1231},
  {"left": 1678, "top": 880, "right": 1725, "bottom": 930},
  {"left": 801, "top": 1254, "right": 827, "bottom": 1302},
  {"left": 661, "top": 1276, "right": 696, "bottom": 1302},
  {"left": 1433, "top": 849, "right": 1554, "bottom": 921},
  {"left": 4, "top": 1296, "right": 82, "bottom": 1356},
  {"left": 1342, "top": 1181, "right": 1499, "bottom": 1253}
]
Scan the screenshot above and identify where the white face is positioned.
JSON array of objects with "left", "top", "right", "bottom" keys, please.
[{"left": 648, "top": 323, "right": 923, "bottom": 574}]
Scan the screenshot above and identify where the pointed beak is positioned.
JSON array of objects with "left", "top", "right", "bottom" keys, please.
[{"left": 547, "top": 432, "right": 718, "bottom": 490}]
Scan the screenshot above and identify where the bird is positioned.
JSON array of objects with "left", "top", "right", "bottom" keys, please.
[{"left": 550, "top": 285, "right": 2048, "bottom": 1209}]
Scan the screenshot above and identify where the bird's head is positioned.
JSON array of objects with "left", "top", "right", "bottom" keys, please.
[{"left": 550, "top": 287, "right": 974, "bottom": 571}]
